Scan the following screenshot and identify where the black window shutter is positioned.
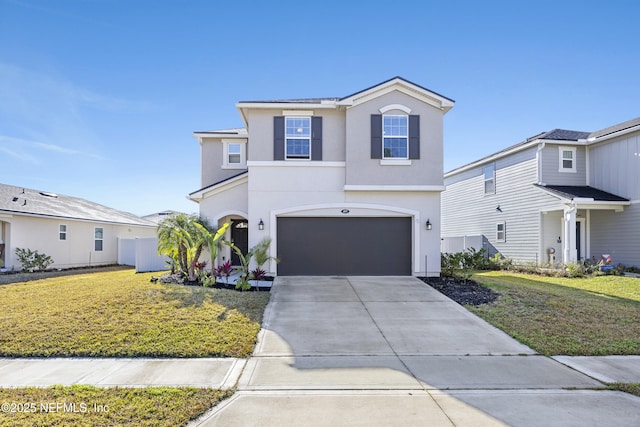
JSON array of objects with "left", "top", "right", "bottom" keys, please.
[
  {"left": 311, "top": 116, "right": 323, "bottom": 160},
  {"left": 409, "top": 115, "right": 420, "bottom": 159},
  {"left": 274, "top": 116, "right": 285, "bottom": 160},
  {"left": 371, "top": 114, "right": 382, "bottom": 159}
]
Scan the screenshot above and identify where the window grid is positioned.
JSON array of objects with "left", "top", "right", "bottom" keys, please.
[
  {"left": 383, "top": 115, "right": 408, "bottom": 159},
  {"left": 59, "top": 224, "right": 67, "bottom": 241},
  {"left": 285, "top": 117, "right": 311, "bottom": 159}
]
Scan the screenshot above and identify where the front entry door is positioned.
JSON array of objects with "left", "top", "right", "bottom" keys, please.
[{"left": 231, "top": 220, "right": 248, "bottom": 266}]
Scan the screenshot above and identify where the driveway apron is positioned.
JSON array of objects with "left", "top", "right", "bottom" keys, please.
[{"left": 192, "top": 276, "right": 640, "bottom": 427}]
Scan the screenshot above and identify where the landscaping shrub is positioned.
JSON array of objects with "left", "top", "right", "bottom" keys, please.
[{"left": 15, "top": 248, "right": 54, "bottom": 272}]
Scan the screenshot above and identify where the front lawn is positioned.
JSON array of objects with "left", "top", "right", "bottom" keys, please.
[
  {"left": 0, "top": 269, "right": 270, "bottom": 357},
  {"left": 469, "top": 271, "right": 640, "bottom": 356},
  {"left": 0, "top": 385, "right": 229, "bottom": 427}
]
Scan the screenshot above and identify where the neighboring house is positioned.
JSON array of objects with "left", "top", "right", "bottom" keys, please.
[
  {"left": 442, "top": 117, "right": 640, "bottom": 268},
  {"left": 0, "top": 183, "right": 157, "bottom": 271},
  {"left": 142, "top": 210, "right": 183, "bottom": 225},
  {"left": 189, "top": 77, "right": 455, "bottom": 276}
]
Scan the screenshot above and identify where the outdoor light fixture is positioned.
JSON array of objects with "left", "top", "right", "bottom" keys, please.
[
  {"left": 496, "top": 205, "right": 502, "bottom": 213},
  {"left": 426, "top": 219, "right": 432, "bottom": 230},
  {"left": 258, "top": 219, "right": 264, "bottom": 230}
]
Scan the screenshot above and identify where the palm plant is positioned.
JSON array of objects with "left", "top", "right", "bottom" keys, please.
[{"left": 157, "top": 214, "right": 229, "bottom": 282}]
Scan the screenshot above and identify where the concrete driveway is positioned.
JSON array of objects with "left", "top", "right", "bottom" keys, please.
[{"left": 193, "top": 276, "right": 640, "bottom": 426}]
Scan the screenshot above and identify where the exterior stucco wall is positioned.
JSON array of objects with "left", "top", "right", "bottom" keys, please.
[
  {"left": 246, "top": 108, "right": 346, "bottom": 162},
  {"left": 198, "top": 180, "right": 249, "bottom": 224},
  {"left": 200, "top": 137, "right": 248, "bottom": 188},
  {"left": 345, "top": 90, "right": 444, "bottom": 186},
  {"left": 2, "top": 215, "right": 155, "bottom": 270}
]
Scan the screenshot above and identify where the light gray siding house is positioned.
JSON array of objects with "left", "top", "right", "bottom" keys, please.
[
  {"left": 189, "top": 77, "right": 454, "bottom": 276},
  {"left": 442, "top": 118, "right": 639, "bottom": 268}
]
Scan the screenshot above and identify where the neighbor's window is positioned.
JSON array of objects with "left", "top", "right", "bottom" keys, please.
[
  {"left": 496, "top": 222, "right": 506, "bottom": 242},
  {"left": 285, "top": 117, "right": 311, "bottom": 159},
  {"left": 59, "top": 224, "right": 67, "bottom": 241},
  {"left": 94, "top": 227, "right": 103, "bottom": 251},
  {"left": 383, "top": 115, "right": 408, "bottom": 159},
  {"left": 559, "top": 146, "right": 576, "bottom": 172},
  {"left": 484, "top": 163, "right": 495, "bottom": 194},
  {"left": 228, "top": 143, "right": 241, "bottom": 164}
]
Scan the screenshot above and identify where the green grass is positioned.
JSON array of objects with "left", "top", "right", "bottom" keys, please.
[
  {"left": 468, "top": 271, "right": 640, "bottom": 356},
  {"left": 609, "top": 383, "right": 640, "bottom": 397},
  {"left": 0, "top": 385, "right": 230, "bottom": 427},
  {"left": 0, "top": 269, "right": 270, "bottom": 357}
]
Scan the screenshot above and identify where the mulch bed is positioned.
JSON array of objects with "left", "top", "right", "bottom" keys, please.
[
  {"left": 153, "top": 273, "right": 272, "bottom": 292},
  {"left": 419, "top": 276, "right": 500, "bottom": 305}
]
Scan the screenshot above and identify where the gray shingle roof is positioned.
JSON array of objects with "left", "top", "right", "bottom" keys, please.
[
  {"left": 534, "top": 184, "right": 629, "bottom": 202},
  {"left": 589, "top": 117, "right": 640, "bottom": 140},
  {"left": 540, "top": 129, "right": 591, "bottom": 141},
  {"left": 0, "top": 183, "right": 155, "bottom": 226}
]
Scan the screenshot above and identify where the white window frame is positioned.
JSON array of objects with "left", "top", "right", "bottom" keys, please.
[
  {"left": 222, "top": 140, "right": 246, "bottom": 169},
  {"left": 559, "top": 146, "right": 576, "bottom": 173},
  {"left": 382, "top": 114, "right": 409, "bottom": 160},
  {"left": 59, "top": 224, "right": 67, "bottom": 241},
  {"left": 285, "top": 116, "right": 311, "bottom": 160},
  {"left": 496, "top": 222, "right": 506, "bottom": 242},
  {"left": 484, "top": 163, "right": 496, "bottom": 195},
  {"left": 94, "top": 227, "right": 103, "bottom": 252}
]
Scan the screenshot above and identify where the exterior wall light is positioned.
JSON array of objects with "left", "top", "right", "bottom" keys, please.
[
  {"left": 258, "top": 219, "right": 264, "bottom": 230},
  {"left": 426, "top": 219, "right": 432, "bottom": 230}
]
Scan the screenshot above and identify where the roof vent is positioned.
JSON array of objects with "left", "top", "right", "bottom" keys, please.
[
  {"left": 23, "top": 200, "right": 27, "bottom": 206},
  {"left": 12, "top": 197, "right": 18, "bottom": 202},
  {"left": 39, "top": 191, "right": 58, "bottom": 198}
]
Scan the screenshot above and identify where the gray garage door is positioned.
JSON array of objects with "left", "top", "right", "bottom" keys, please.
[{"left": 277, "top": 217, "right": 412, "bottom": 276}]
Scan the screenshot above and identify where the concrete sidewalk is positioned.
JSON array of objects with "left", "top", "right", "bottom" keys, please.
[
  {"left": 191, "top": 276, "right": 640, "bottom": 427},
  {"left": 0, "top": 358, "right": 244, "bottom": 389}
]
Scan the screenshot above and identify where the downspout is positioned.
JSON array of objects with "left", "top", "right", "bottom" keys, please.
[
  {"left": 563, "top": 202, "right": 577, "bottom": 263},
  {"left": 536, "top": 141, "right": 546, "bottom": 184}
]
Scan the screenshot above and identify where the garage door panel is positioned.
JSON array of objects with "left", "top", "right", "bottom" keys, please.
[{"left": 277, "top": 217, "right": 411, "bottom": 276}]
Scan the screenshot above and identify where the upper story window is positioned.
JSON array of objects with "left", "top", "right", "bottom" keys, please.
[
  {"left": 383, "top": 115, "right": 409, "bottom": 159},
  {"left": 484, "top": 163, "right": 495, "bottom": 194},
  {"left": 223, "top": 141, "right": 246, "bottom": 168},
  {"left": 59, "top": 224, "right": 67, "bottom": 241},
  {"left": 559, "top": 146, "right": 576, "bottom": 173},
  {"left": 285, "top": 117, "right": 311, "bottom": 160}
]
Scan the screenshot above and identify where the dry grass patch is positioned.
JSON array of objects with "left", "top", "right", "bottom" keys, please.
[
  {"left": 0, "top": 385, "right": 229, "bottom": 427},
  {"left": 469, "top": 271, "right": 640, "bottom": 356},
  {"left": 0, "top": 269, "right": 270, "bottom": 357}
]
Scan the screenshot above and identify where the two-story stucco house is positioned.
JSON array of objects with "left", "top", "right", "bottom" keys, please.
[
  {"left": 189, "top": 77, "right": 454, "bottom": 276},
  {"left": 442, "top": 117, "right": 639, "bottom": 268}
]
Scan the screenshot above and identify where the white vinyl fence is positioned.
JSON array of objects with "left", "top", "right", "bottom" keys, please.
[{"left": 118, "top": 237, "right": 169, "bottom": 272}]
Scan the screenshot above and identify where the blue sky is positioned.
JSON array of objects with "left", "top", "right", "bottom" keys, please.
[{"left": 1, "top": 0, "right": 638, "bottom": 216}]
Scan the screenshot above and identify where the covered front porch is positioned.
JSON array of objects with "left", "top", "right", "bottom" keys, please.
[{"left": 537, "top": 185, "right": 630, "bottom": 265}]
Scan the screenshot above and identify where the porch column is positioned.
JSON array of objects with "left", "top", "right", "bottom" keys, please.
[{"left": 563, "top": 205, "right": 577, "bottom": 263}]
